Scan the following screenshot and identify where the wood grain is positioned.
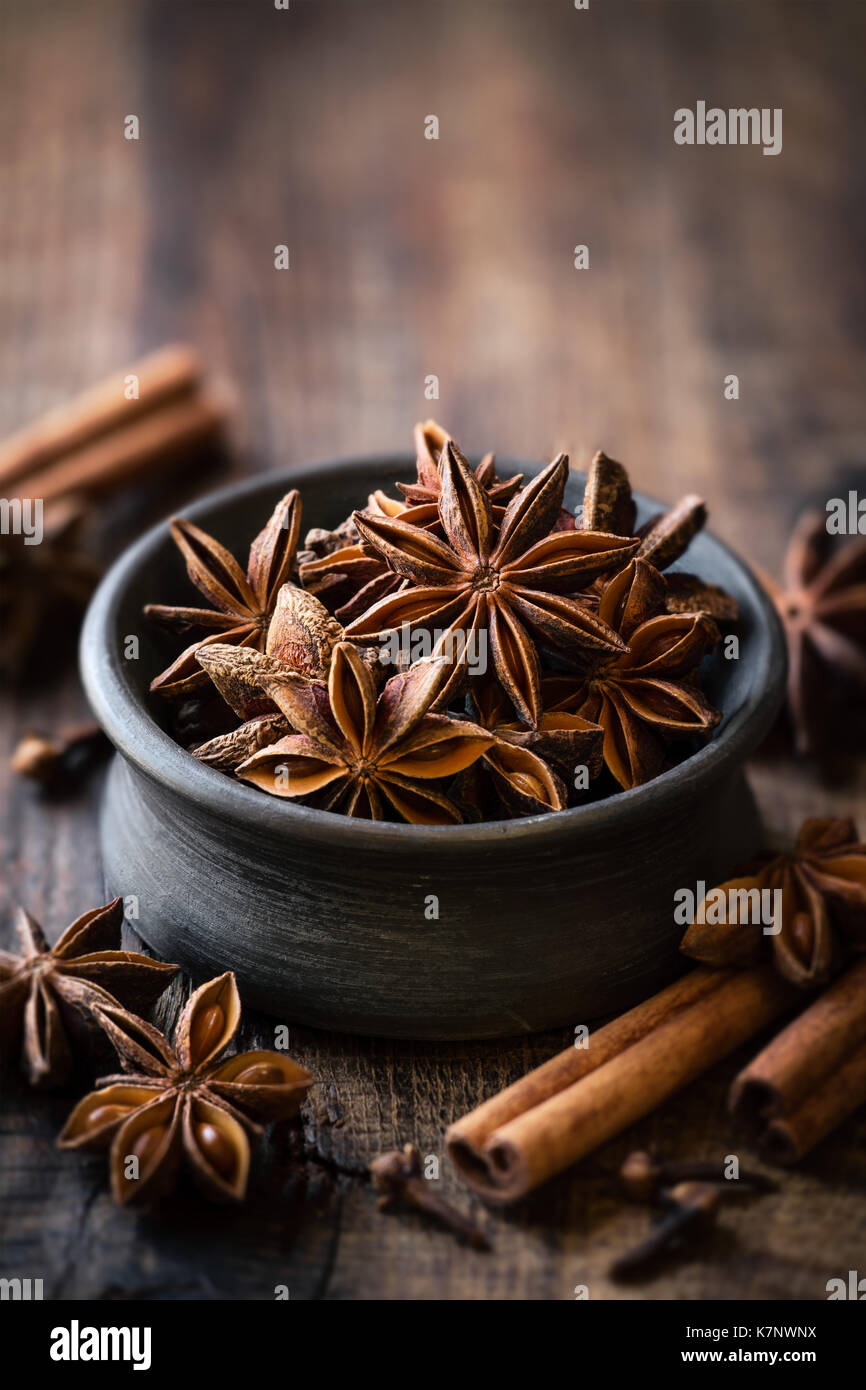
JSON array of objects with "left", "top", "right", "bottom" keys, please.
[{"left": 1, "top": 0, "right": 865, "bottom": 1299}]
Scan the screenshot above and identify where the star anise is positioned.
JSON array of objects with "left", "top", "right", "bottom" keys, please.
[
  {"left": 145, "top": 490, "right": 301, "bottom": 697},
  {"left": 580, "top": 450, "right": 738, "bottom": 621},
  {"left": 190, "top": 588, "right": 345, "bottom": 770},
  {"left": 302, "top": 492, "right": 517, "bottom": 630},
  {"left": 398, "top": 418, "right": 523, "bottom": 506},
  {"left": 300, "top": 425, "right": 517, "bottom": 624},
  {"left": 236, "top": 641, "right": 493, "bottom": 823},
  {"left": 189, "top": 646, "right": 291, "bottom": 771},
  {"left": 264, "top": 583, "right": 343, "bottom": 677},
  {"left": 544, "top": 558, "right": 721, "bottom": 789},
  {"left": 0, "top": 496, "right": 101, "bottom": 680},
  {"left": 0, "top": 897, "right": 178, "bottom": 1087},
  {"left": 190, "top": 585, "right": 397, "bottom": 772},
  {"left": 343, "top": 441, "right": 638, "bottom": 724},
  {"left": 58, "top": 972, "right": 313, "bottom": 1205},
  {"left": 457, "top": 676, "right": 604, "bottom": 817},
  {"left": 758, "top": 512, "right": 866, "bottom": 753},
  {"left": 680, "top": 818, "right": 866, "bottom": 987},
  {"left": 299, "top": 492, "right": 437, "bottom": 627}
]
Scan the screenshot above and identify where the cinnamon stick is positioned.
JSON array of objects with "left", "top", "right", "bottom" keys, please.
[
  {"left": 0, "top": 344, "right": 204, "bottom": 490},
  {"left": 449, "top": 967, "right": 722, "bottom": 1154},
  {"left": 447, "top": 965, "right": 797, "bottom": 1204},
  {"left": 761, "top": 1036, "right": 866, "bottom": 1164},
  {"left": 729, "top": 955, "right": 866, "bottom": 1127},
  {"left": 729, "top": 955, "right": 866, "bottom": 1163},
  {"left": 16, "top": 392, "right": 226, "bottom": 505}
]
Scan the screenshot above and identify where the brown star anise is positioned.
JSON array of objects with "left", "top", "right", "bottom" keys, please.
[
  {"left": 299, "top": 491, "right": 437, "bottom": 627},
  {"left": 236, "top": 641, "right": 493, "bottom": 823},
  {"left": 343, "top": 441, "right": 638, "bottom": 724},
  {"left": 299, "top": 424, "right": 516, "bottom": 624},
  {"left": 189, "top": 587, "right": 345, "bottom": 770},
  {"left": 191, "top": 594, "right": 402, "bottom": 773},
  {"left": 580, "top": 450, "right": 738, "bottom": 621},
  {"left": 680, "top": 818, "right": 866, "bottom": 988},
  {"left": 457, "top": 676, "right": 604, "bottom": 817},
  {"left": 189, "top": 645, "right": 292, "bottom": 771},
  {"left": 58, "top": 972, "right": 313, "bottom": 1205},
  {"left": 398, "top": 418, "right": 523, "bottom": 506},
  {"left": 758, "top": 512, "right": 866, "bottom": 753},
  {"left": 302, "top": 473, "right": 519, "bottom": 629},
  {"left": 0, "top": 897, "right": 178, "bottom": 1087},
  {"left": 145, "top": 490, "right": 301, "bottom": 697},
  {"left": 544, "top": 558, "right": 721, "bottom": 789}
]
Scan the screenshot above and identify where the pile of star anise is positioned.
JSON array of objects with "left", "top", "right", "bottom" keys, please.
[
  {"left": 0, "top": 896, "right": 312, "bottom": 1205},
  {"left": 145, "top": 422, "right": 737, "bottom": 824}
]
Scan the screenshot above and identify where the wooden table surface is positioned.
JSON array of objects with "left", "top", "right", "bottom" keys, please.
[{"left": 1, "top": 0, "right": 865, "bottom": 1300}]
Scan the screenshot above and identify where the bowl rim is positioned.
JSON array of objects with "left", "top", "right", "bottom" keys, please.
[{"left": 80, "top": 454, "right": 786, "bottom": 851}]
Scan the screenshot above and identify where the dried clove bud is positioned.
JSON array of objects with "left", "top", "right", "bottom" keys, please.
[
  {"left": 370, "top": 1143, "right": 490, "bottom": 1250},
  {"left": 11, "top": 721, "right": 109, "bottom": 788},
  {"left": 620, "top": 1149, "right": 776, "bottom": 1203},
  {"left": 611, "top": 1181, "right": 721, "bottom": 1280}
]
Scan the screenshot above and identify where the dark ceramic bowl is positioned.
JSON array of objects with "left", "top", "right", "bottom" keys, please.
[{"left": 81, "top": 457, "right": 785, "bottom": 1040}]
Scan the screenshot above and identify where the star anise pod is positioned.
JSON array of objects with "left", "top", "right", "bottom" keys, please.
[
  {"left": 300, "top": 492, "right": 437, "bottom": 627},
  {"left": 680, "top": 818, "right": 866, "bottom": 987},
  {"left": 145, "top": 490, "right": 301, "bottom": 697},
  {"left": 191, "top": 588, "right": 395, "bottom": 772},
  {"left": 264, "top": 583, "right": 344, "bottom": 677},
  {"left": 190, "top": 587, "right": 345, "bottom": 770},
  {"left": 544, "top": 558, "right": 721, "bottom": 789},
  {"left": 458, "top": 676, "right": 604, "bottom": 817},
  {"left": 0, "top": 898, "right": 179, "bottom": 1087},
  {"left": 343, "top": 442, "right": 638, "bottom": 723},
  {"left": 758, "top": 512, "right": 866, "bottom": 753},
  {"left": 398, "top": 418, "right": 523, "bottom": 506},
  {"left": 580, "top": 450, "right": 738, "bottom": 621},
  {"left": 299, "top": 426, "right": 519, "bottom": 623},
  {"left": 58, "top": 972, "right": 313, "bottom": 1205},
  {"left": 0, "top": 496, "right": 101, "bottom": 681},
  {"left": 189, "top": 646, "right": 291, "bottom": 771},
  {"left": 408, "top": 419, "right": 580, "bottom": 530},
  {"left": 299, "top": 489, "right": 409, "bottom": 566},
  {"left": 236, "top": 642, "right": 493, "bottom": 823}
]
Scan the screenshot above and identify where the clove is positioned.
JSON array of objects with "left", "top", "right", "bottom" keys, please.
[
  {"left": 11, "top": 721, "right": 110, "bottom": 788},
  {"left": 370, "top": 1143, "right": 490, "bottom": 1250},
  {"left": 610, "top": 1181, "right": 720, "bottom": 1280},
  {"left": 620, "top": 1149, "right": 776, "bottom": 1203}
]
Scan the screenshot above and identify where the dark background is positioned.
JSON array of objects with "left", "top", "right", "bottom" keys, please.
[{"left": 1, "top": 0, "right": 864, "bottom": 1299}]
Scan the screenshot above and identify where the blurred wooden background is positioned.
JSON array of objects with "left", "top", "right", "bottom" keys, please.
[{"left": 1, "top": 0, "right": 864, "bottom": 1300}]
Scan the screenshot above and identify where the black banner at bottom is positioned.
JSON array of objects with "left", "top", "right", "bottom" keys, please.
[{"left": 0, "top": 1297, "right": 860, "bottom": 1375}]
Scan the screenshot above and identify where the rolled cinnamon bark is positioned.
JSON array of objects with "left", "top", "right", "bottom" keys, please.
[
  {"left": 0, "top": 344, "right": 204, "bottom": 489},
  {"left": 729, "top": 955, "right": 866, "bottom": 1129},
  {"left": 760, "top": 1035, "right": 866, "bottom": 1164},
  {"left": 450, "top": 967, "right": 722, "bottom": 1157},
  {"left": 19, "top": 392, "right": 226, "bottom": 504},
  {"left": 447, "top": 965, "right": 797, "bottom": 1204}
]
